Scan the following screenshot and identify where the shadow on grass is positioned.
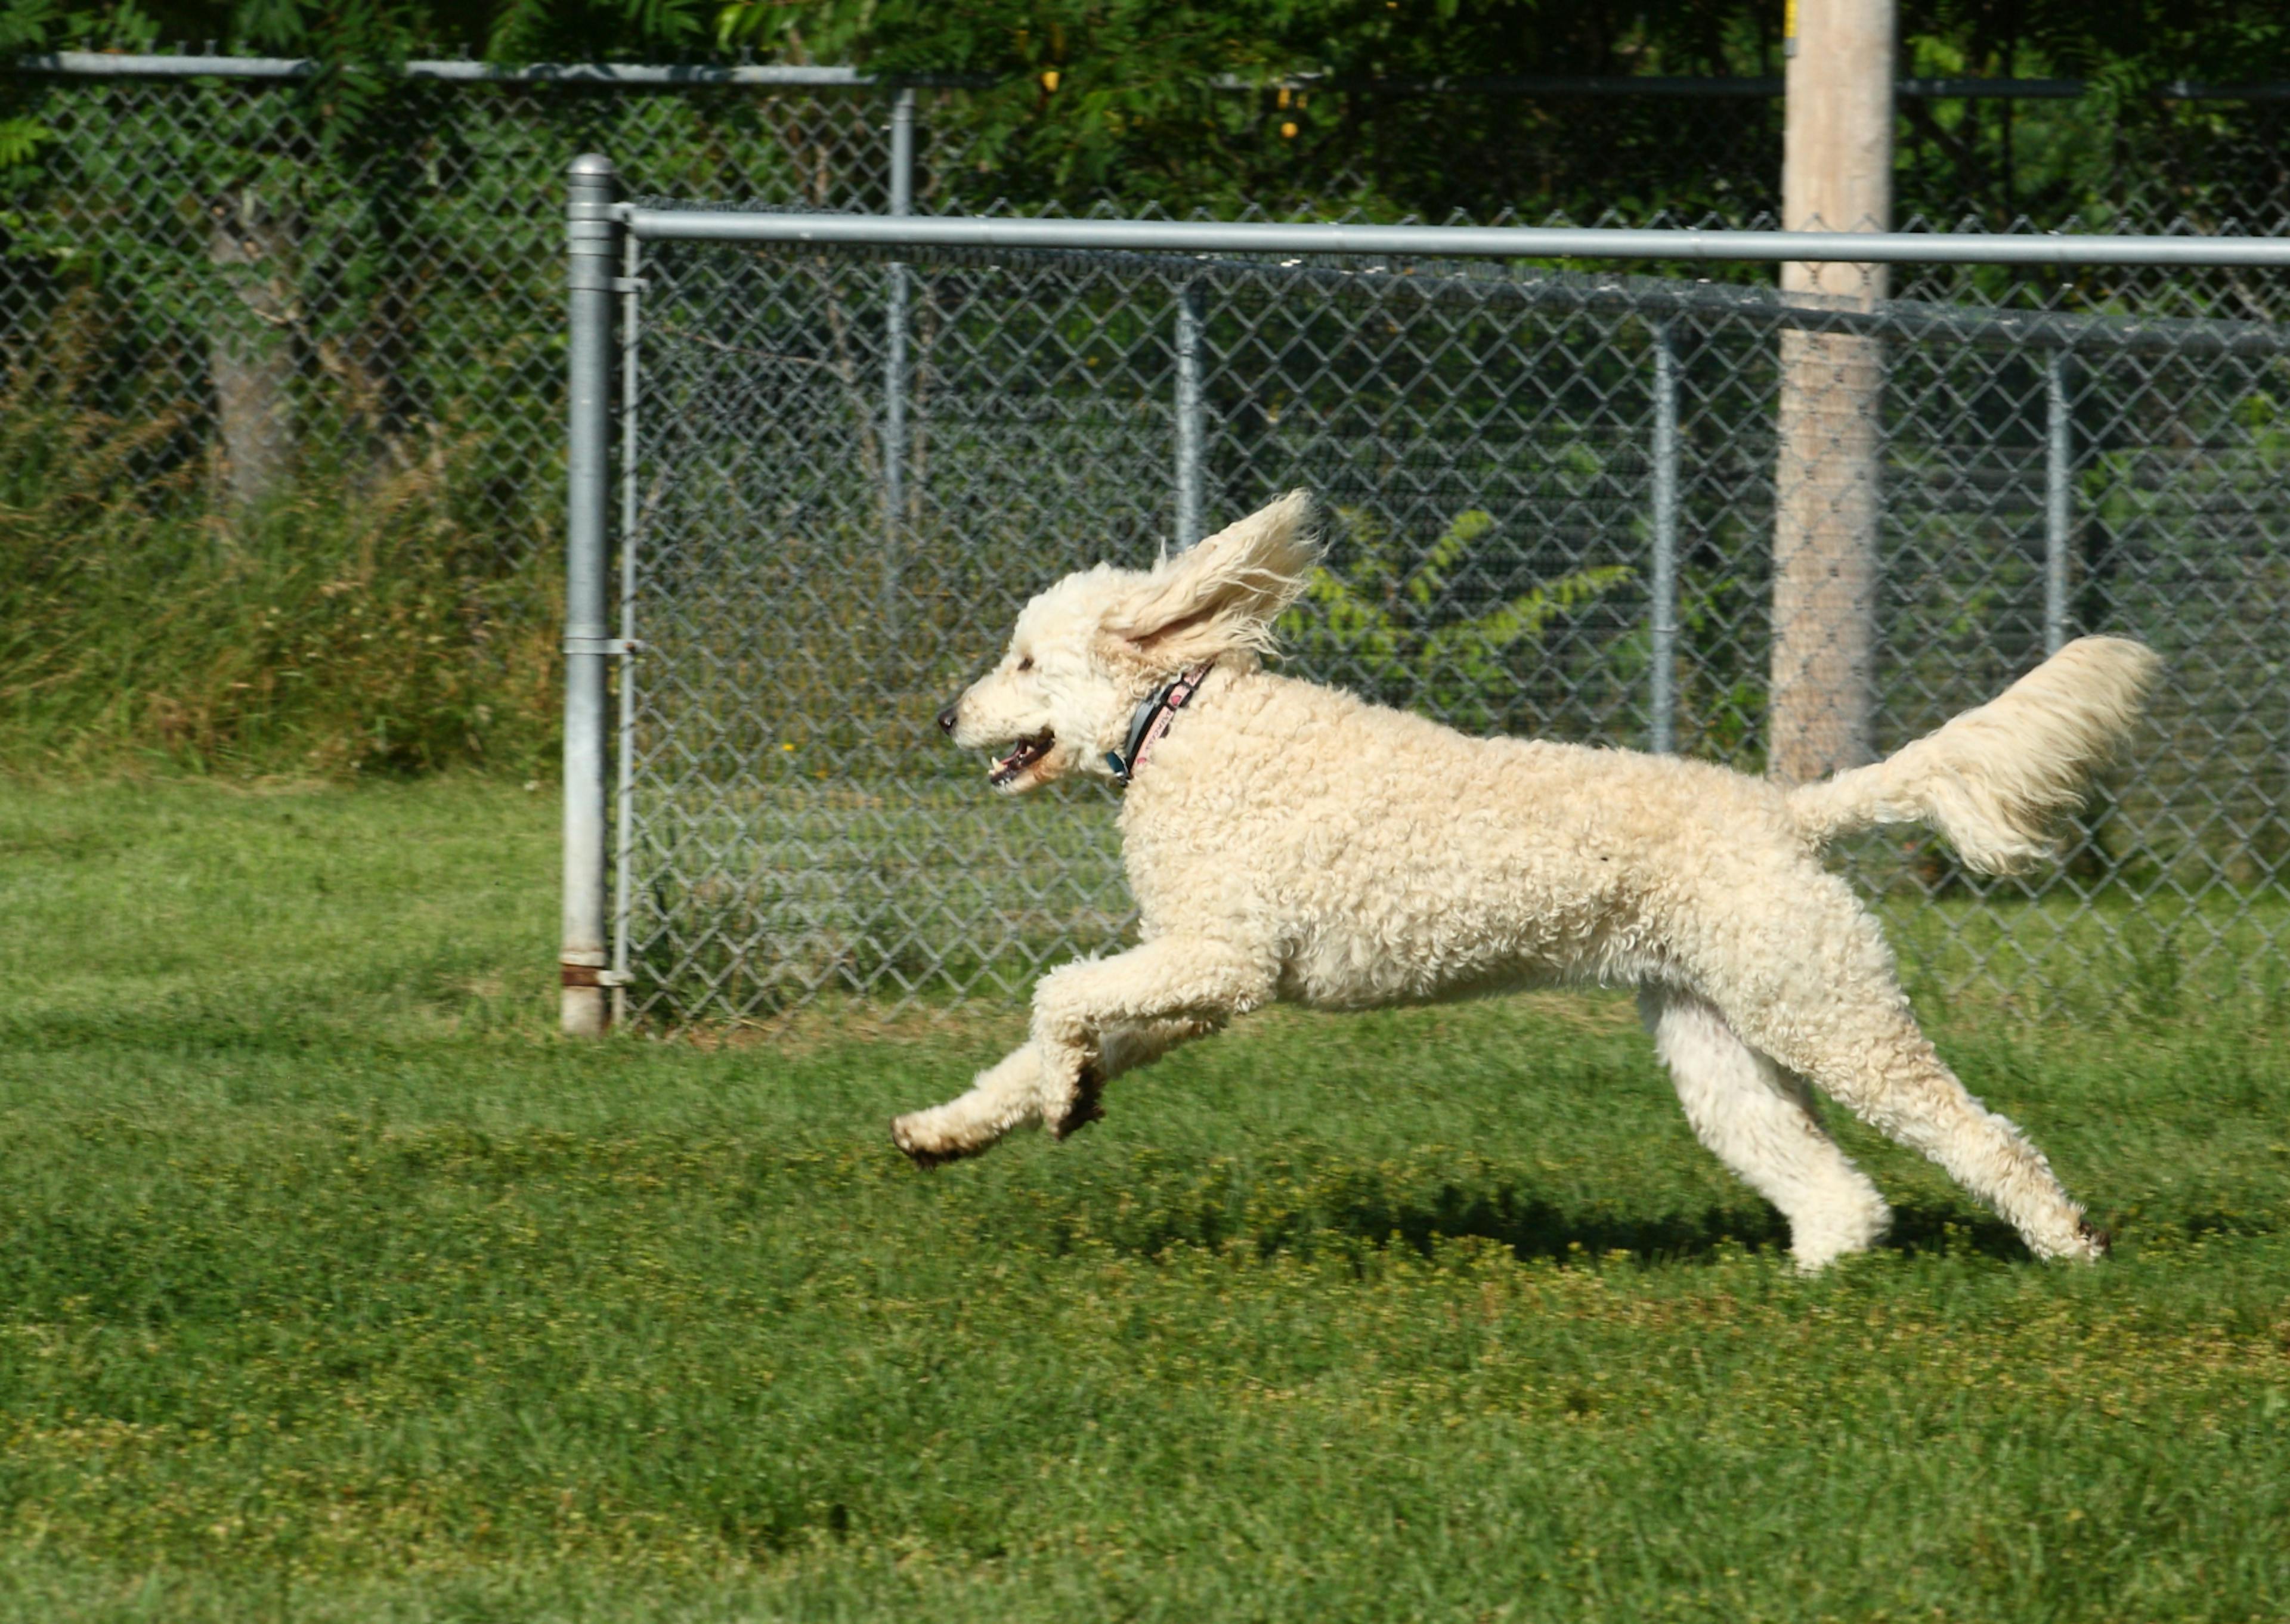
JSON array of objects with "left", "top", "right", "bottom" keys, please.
[
  {"left": 1030, "top": 1164, "right": 2059, "bottom": 1268},
  {"left": 1301, "top": 1185, "right": 1792, "bottom": 1266},
  {"left": 1305, "top": 1190, "right": 2035, "bottom": 1267}
]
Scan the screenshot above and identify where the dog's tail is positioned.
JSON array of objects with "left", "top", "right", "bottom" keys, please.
[{"left": 1785, "top": 636, "right": 2159, "bottom": 873}]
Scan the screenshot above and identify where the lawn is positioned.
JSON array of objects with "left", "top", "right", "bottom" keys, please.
[{"left": 0, "top": 778, "right": 2285, "bottom": 1622}]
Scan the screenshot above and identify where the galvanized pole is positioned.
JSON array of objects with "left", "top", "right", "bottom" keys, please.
[
  {"left": 1649, "top": 322, "right": 1682, "bottom": 753},
  {"left": 2044, "top": 346, "right": 2073, "bottom": 656},
  {"left": 1174, "top": 281, "right": 1205, "bottom": 547},
  {"left": 883, "top": 88, "right": 914, "bottom": 631},
  {"left": 611, "top": 228, "right": 644, "bottom": 1029},
  {"left": 562, "top": 153, "right": 620, "bottom": 1037}
]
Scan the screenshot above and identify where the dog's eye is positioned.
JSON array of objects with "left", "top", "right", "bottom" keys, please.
[{"left": 1017, "top": 656, "right": 1033, "bottom": 672}]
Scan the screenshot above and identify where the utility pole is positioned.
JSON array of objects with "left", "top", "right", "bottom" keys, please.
[{"left": 1769, "top": 0, "right": 1896, "bottom": 784}]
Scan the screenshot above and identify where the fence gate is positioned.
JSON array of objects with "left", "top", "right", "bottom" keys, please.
[{"left": 561, "top": 160, "right": 2290, "bottom": 1031}]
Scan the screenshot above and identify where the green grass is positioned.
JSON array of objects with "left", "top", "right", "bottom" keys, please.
[{"left": 1, "top": 779, "right": 2286, "bottom": 1622}]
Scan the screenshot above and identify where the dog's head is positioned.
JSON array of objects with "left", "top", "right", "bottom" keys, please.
[{"left": 938, "top": 489, "right": 1321, "bottom": 792}]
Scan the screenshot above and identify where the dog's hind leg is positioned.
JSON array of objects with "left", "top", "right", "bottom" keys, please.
[
  {"left": 1638, "top": 986, "right": 1892, "bottom": 1270},
  {"left": 1774, "top": 1008, "right": 2104, "bottom": 1262},
  {"left": 1693, "top": 880, "right": 2105, "bottom": 1263}
]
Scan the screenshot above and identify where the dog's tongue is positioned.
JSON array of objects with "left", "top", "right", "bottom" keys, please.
[{"left": 989, "top": 734, "right": 1049, "bottom": 785}]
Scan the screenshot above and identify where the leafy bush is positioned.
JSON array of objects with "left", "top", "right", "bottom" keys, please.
[{"left": 1278, "top": 504, "right": 1632, "bottom": 732}]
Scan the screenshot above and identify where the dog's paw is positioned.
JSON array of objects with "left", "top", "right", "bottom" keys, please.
[{"left": 889, "top": 1114, "right": 966, "bottom": 1170}]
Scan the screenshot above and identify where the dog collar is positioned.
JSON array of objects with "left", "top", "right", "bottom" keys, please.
[{"left": 1105, "top": 662, "right": 1215, "bottom": 787}]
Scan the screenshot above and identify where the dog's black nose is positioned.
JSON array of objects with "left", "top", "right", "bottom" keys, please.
[{"left": 936, "top": 704, "right": 959, "bottom": 734}]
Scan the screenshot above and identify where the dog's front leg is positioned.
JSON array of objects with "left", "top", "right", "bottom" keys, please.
[
  {"left": 1030, "top": 937, "right": 1273, "bottom": 1139},
  {"left": 890, "top": 939, "right": 1267, "bottom": 1166},
  {"left": 887, "top": 1014, "right": 1220, "bottom": 1168},
  {"left": 890, "top": 1040, "right": 1047, "bottom": 1167}
]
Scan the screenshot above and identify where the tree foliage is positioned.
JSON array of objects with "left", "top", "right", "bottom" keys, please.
[
  {"left": 1, "top": 0, "right": 2283, "bottom": 220},
  {"left": 708, "top": 0, "right": 2289, "bottom": 213}
]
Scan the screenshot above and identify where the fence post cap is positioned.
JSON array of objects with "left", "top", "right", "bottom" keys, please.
[{"left": 569, "top": 153, "right": 617, "bottom": 180}]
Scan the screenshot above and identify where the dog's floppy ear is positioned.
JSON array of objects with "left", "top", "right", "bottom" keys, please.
[{"left": 1100, "top": 489, "right": 1322, "bottom": 672}]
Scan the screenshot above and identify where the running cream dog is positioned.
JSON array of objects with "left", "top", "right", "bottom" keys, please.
[{"left": 895, "top": 490, "right": 2156, "bottom": 1269}]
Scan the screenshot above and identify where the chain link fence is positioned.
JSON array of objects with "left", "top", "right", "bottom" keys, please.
[
  {"left": 1, "top": 61, "right": 2284, "bottom": 1026},
  {"left": 2, "top": 60, "right": 2286, "bottom": 572},
  {"left": 598, "top": 209, "right": 2289, "bottom": 1027},
  {"left": 0, "top": 65, "right": 903, "bottom": 567}
]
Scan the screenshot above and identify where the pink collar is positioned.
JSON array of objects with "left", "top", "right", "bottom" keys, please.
[{"left": 1104, "top": 662, "right": 1215, "bottom": 786}]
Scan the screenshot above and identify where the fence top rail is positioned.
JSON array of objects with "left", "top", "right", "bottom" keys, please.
[
  {"left": 1172, "top": 251, "right": 2290, "bottom": 356},
  {"left": 617, "top": 207, "right": 2290, "bottom": 269},
  {"left": 8, "top": 51, "right": 980, "bottom": 86},
  {"left": 13, "top": 52, "right": 2290, "bottom": 100}
]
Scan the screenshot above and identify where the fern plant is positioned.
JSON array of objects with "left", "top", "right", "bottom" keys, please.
[{"left": 1277, "top": 504, "right": 1631, "bottom": 733}]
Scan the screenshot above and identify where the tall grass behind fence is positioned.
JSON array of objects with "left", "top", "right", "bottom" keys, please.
[
  {"left": 0, "top": 72, "right": 901, "bottom": 771},
  {"left": 0, "top": 299, "right": 562, "bottom": 774}
]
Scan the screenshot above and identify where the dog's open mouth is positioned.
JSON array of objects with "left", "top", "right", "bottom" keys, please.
[{"left": 988, "top": 732, "right": 1053, "bottom": 788}]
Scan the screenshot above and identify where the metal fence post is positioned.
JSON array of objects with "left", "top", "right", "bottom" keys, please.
[
  {"left": 889, "top": 85, "right": 916, "bottom": 215},
  {"left": 2044, "top": 346, "right": 2074, "bottom": 656},
  {"left": 562, "top": 153, "right": 621, "bottom": 1037},
  {"left": 883, "top": 88, "right": 915, "bottom": 633},
  {"left": 1649, "top": 321, "right": 1682, "bottom": 754},
  {"left": 612, "top": 228, "right": 644, "bottom": 1030},
  {"left": 1174, "top": 280, "right": 1205, "bottom": 547}
]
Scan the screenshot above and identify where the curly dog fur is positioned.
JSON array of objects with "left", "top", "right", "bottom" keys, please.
[{"left": 894, "top": 491, "right": 2158, "bottom": 1269}]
